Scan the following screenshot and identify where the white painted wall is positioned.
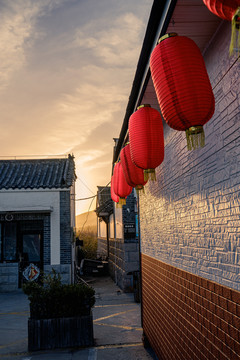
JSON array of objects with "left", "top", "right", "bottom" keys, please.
[
  {"left": 109, "top": 213, "right": 114, "bottom": 238},
  {"left": 99, "top": 219, "right": 107, "bottom": 237},
  {"left": 0, "top": 189, "right": 62, "bottom": 265},
  {"left": 115, "top": 204, "right": 123, "bottom": 239}
]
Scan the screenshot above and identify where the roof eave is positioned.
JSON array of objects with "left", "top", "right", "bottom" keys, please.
[{"left": 113, "top": 0, "right": 177, "bottom": 164}]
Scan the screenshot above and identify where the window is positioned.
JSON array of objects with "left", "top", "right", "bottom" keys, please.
[
  {"left": 0, "top": 224, "right": 1, "bottom": 260},
  {"left": 22, "top": 234, "right": 41, "bottom": 262},
  {"left": 2, "top": 223, "right": 17, "bottom": 261}
]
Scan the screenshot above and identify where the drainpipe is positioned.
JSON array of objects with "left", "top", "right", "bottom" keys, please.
[{"left": 106, "top": 218, "right": 110, "bottom": 258}]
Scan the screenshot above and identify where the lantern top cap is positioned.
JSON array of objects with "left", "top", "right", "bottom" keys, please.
[
  {"left": 158, "top": 33, "right": 177, "bottom": 44},
  {"left": 137, "top": 104, "right": 151, "bottom": 110}
]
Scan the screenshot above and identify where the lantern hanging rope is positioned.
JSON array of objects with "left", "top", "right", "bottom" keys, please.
[
  {"left": 203, "top": 0, "right": 240, "bottom": 56},
  {"left": 150, "top": 33, "right": 215, "bottom": 151}
]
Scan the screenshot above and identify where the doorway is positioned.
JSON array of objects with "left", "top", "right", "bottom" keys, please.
[{"left": 19, "top": 231, "right": 43, "bottom": 286}]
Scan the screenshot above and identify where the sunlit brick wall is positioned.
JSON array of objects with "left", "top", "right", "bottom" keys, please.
[
  {"left": 140, "top": 21, "right": 240, "bottom": 360},
  {"left": 141, "top": 21, "right": 240, "bottom": 291}
]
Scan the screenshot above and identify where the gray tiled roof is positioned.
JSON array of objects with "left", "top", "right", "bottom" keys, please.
[
  {"left": 0, "top": 155, "right": 76, "bottom": 190},
  {"left": 96, "top": 187, "right": 113, "bottom": 217},
  {"left": 97, "top": 186, "right": 111, "bottom": 207}
]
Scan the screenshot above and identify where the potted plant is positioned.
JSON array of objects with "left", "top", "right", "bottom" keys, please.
[{"left": 23, "top": 270, "right": 95, "bottom": 351}]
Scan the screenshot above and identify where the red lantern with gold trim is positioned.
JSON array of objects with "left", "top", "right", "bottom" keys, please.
[
  {"left": 120, "top": 144, "right": 147, "bottom": 191},
  {"left": 128, "top": 104, "right": 164, "bottom": 181},
  {"left": 150, "top": 33, "right": 215, "bottom": 150},
  {"left": 111, "top": 175, "right": 119, "bottom": 203},
  {"left": 113, "top": 161, "right": 132, "bottom": 205},
  {"left": 203, "top": 0, "right": 240, "bottom": 55}
]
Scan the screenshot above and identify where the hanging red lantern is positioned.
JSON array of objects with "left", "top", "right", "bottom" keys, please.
[
  {"left": 203, "top": 0, "right": 240, "bottom": 55},
  {"left": 128, "top": 104, "right": 164, "bottom": 181},
  {"left": 111, "top": 175, "right": 119, "bottom": 203},
  {"left": 113, "top": 161, "right": 132, "bottom": 205},
  {"left": 120, "top": 144, "right": 147, "bottom": 191},
  {"left": 150, "top": 33, "right": 215, "bottom": 150}
]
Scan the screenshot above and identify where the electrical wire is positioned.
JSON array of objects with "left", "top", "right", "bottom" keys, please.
[
  {"left": 75, "top": 195, "right": 96, "bottom": 201},
  {"left": 78, "top": 177, "right": 95, "bottom": 195},
  {"left": 76, "top": 180, "right": 111, "bottom": 236},
  {"left": 75, "top": 181, "right": 111, "bottom": 201},
  {"left": 80, "top": 196, "right": 96, "bottom": 236}
]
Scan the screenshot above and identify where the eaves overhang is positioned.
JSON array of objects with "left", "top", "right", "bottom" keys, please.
[
  {"left": 113, "top": 0, "right": 177, "bottom": 164},
  {"left": 113, "top": 0, "right": 222, "bottom": 165}
]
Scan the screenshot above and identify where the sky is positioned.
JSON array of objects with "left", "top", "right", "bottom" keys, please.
[{"left": 0, "top": 0, "right": 152, "bottom": 215}]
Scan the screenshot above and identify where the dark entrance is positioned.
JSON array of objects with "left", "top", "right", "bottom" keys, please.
[
  {"left": 0, "top": 219, "right": 44, "bottom": 287},
  {"left": 19, "top": 232, "right": 43, "bottom": 286}
]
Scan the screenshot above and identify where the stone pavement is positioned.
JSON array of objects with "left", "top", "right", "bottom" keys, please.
[{"left": 0, "top": 276, "right": 158, "bottom": 360}]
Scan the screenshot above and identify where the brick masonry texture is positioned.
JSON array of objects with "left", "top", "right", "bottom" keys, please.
[
  {"left": 97, "top": 191, "right": 139, "bottom": 291},
  {"left": 140, "top": 22, "right": 240, "bottom": 291},
  {"left": 0, "top": 263, "right": 18, "bottom": 291},
  {"left": 142, "top": 254, "right": 240, "bottom": 360},
  {"left": 60, "top": 191, "right": 72, "bottom": 265}
]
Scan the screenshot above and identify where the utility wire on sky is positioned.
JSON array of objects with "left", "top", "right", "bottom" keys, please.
[
  {"left": 75, "top": 181, "right": 111, "bottom": 201},
  {"left": 75, "top": 181, "right": 111, "bottom": 235}
]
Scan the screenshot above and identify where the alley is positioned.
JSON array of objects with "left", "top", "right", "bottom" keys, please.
[{"left": 0, "top": 276, "right": 157, "bottom": 360}]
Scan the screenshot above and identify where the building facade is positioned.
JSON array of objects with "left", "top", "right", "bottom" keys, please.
[
  {"left": 97, "top": 187, "right": 139, "bottom": 292},
  {"left": 112, "top": 1, "right": 240, "bottom": 359},
  {"left": 0, "top": 155, "right": 76, "bottom": 291}
]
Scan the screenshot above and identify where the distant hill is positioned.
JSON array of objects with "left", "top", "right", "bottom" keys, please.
[{"left": 75, "top": 211, "right": 97, "bottom": 232}]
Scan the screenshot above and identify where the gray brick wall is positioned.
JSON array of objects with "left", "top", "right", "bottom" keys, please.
[
  {"left": 60, "top": 191, "right": 72, "bottom": 265},
  {"left": 43, "top": 215, "right": 50, "bottom": 265},
  {"left": 44, "top": 264, "right": 71, "bottom": 284},
  {"left": 108, "top": 235, "right": 139, "bottom": 291},
  {"left": 0, "top": 263, "right": 18, "bottom": 292},
  {"left": 97, "top": 237, "right": 108, "bottom": 257},
  {"left": 140, "top": 22, "right": 240, "bottom": 291}
]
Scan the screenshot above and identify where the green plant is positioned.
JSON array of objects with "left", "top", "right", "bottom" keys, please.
[
  {"left": 76, "top": 226, "right": 97, "bottom": 259},
  {"left": 23, "top": 269, "right": 95, "bottom": 320}
]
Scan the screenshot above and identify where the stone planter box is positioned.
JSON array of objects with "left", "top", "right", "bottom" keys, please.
[{"left": 28, "top": 313, "right": 94, "bottom": 351}]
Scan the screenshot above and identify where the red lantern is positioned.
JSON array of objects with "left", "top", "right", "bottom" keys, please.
[
  {"left": 203, "top": 0, "right": 240, "bottom": 20},
  {"left": 113, "top": 161, "right": 132, "bottom": 205},
  {"left": 111, "top": 175, "right": 119, "bottom": 203},
  {"left": 150, "top": 33, "right": 215, "bottom": 150},
  {"left": 128, "top": 104, "right": 164, "bottom": 181},
  {"left": 203, "top": 0, "right": 240, "bottom": 55},
  {"left": 120, "top": 144, "right": 147, "bottom": 191}
]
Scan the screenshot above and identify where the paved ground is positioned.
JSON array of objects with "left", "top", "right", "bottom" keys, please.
[{"left": 0, "top": 276, "right": 157, "bottom": 360}]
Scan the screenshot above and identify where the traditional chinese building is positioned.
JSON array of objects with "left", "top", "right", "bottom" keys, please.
[
  {"left": 112, "top": 0, "right": 240, "bottom": 358},
  {"left": 0, "top": 155, "right": 76, "bottom": 291}
]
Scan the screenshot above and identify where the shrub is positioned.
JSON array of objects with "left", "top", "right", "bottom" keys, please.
[
  {"left": 76, "top": 226, "right": 97, "bottom": 259},
  {"left": 23, "top": 269, "right": 95, "bottom": 320}
]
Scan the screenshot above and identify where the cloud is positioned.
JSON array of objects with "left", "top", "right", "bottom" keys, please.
[
  {"left": 73, "top": 12, "right": 143, "bottom": 67},
  {"left": 0, "top": 0, "right": 153, "bottom": 213},
  {"left": 0, "top": 0, "right": 66, "bottom": 92}
]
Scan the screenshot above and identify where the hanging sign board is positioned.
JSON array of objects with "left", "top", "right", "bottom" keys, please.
[{"left": 124, "top": 223, "right": 136, "bottom": 238}]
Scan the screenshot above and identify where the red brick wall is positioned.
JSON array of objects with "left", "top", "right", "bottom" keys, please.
[{"left": 142, "top": 254, "right": 240, "bottom": 360}]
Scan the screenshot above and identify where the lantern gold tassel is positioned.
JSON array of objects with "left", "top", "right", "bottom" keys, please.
[
  {"left": 186, "top": 126, "right": 205, "bottom": 151},
  {"left": 144, "top": 169, "right": 156, "bottom": 181},
  {"left": 118, "top": 198, "right": 126, "bottom": 206},
  {"left": 229, "top": 8, "right": 240, "bottom": 57}
]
